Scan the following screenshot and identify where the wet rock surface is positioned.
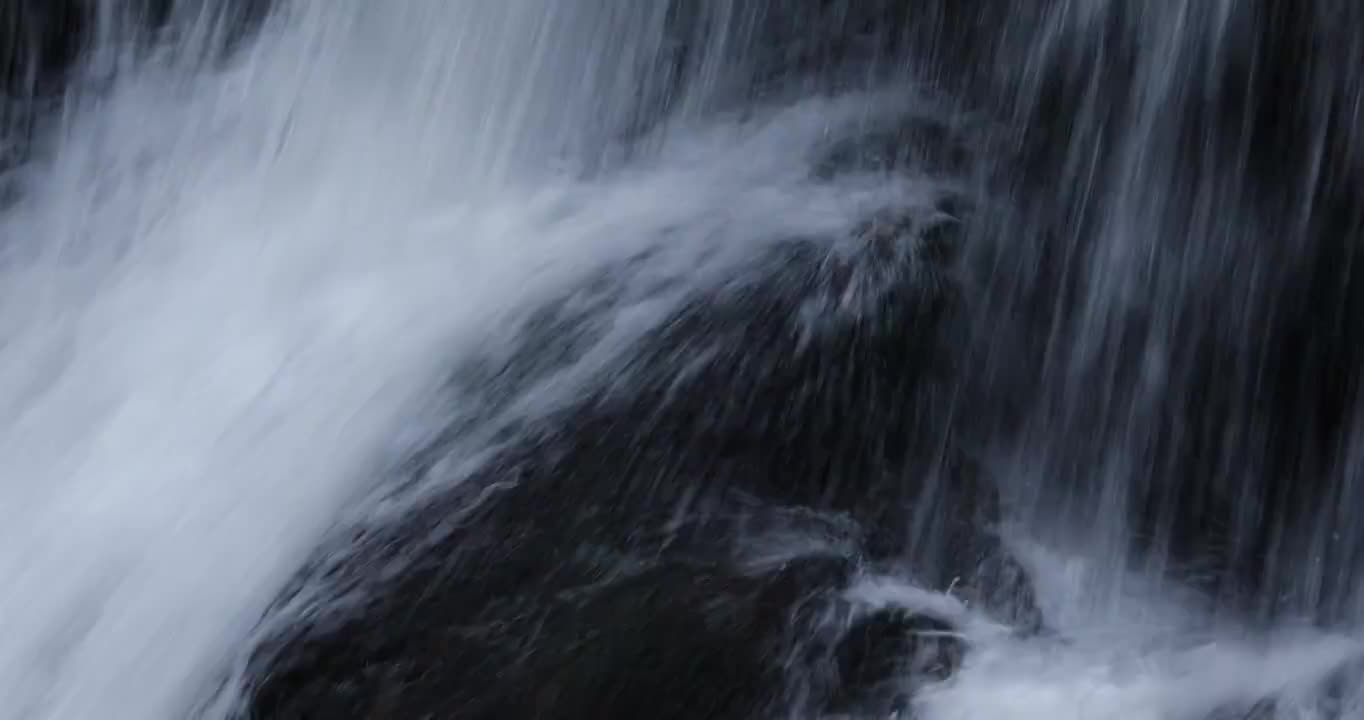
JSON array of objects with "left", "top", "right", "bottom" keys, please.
[
  {"left": 828, "top": 610, "right": 964, "bottom": 717},
  {"left": 236, "top": 179, "right": 1036, "bottom": 717},
  {"left": 252, "top": 557, "right": 848, "bottom": 719}
]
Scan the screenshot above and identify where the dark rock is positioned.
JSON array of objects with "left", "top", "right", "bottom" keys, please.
[
  {"left": 827, "top": 610, "right": 964, "bottom": 716},
  {"left": 236, "top": 198, "right": 1038, "bottom": 716},
  {"left": 249, "top": 557, "right": 851, "bottom": 720}
]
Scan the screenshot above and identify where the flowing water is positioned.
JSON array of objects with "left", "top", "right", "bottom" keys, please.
[{"left": 0, "top": 1, "right": 1361, "bottom": 718}]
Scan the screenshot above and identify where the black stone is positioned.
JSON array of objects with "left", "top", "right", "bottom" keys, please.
[
  {"left": 248, "top": 557, "right": 851, "bottom": 720},
  {"left": 827, "top": 610, "right": 964, "bottom": 716},
  {"left": 236, "top": 194, "right": 1037, "bottom": 717}
]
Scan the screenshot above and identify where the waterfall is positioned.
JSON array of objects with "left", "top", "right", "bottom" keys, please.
[{"left": 1, "top": 1, "right": 1360, "bottom": 718}]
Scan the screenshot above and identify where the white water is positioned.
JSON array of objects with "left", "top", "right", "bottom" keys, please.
[
  {"left": 913, "top": 540, "right": 1364, "bottom": 720},
  {"left": 0, "top": 3, "right": 676, "bottom": 716},
  {"left": 0, "top": 2, "right": 1360, "bottom": 719}
]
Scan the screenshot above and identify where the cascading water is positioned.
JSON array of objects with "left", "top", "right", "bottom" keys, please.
[{"left": 0, "top": 1, "right": 1360, "bottom": 718}]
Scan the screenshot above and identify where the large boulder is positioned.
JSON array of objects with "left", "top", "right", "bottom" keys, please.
[{"left": 235, "top": 186, "right": 1037, "bottom": 717}]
